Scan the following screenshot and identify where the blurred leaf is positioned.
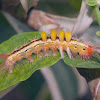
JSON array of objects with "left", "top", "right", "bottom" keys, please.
[
  {"left": 86, "top": 0, "right": 97, "bottom": 6},
  {"left": 0, "top": 13, "right": 17, "bottom": 43},
  {"left": 69, "top": 0, "right": 82, "bottom": 9},
  {"left": 20, "top": 0, "right": 38, "bottom": 12},
  {"left": 96, "top": 31, "right": 100, "bottom": 36},
  {"left": 50, "top": 60, "right": 79, "bottom": 100}
]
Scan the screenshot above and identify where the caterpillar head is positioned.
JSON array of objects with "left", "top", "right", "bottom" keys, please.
[
  {"left": 79, "top": 45, "right": 93, "bottom": 58},
  {"left": 69, "top": 41, "right": 93, "bottom": 59}
]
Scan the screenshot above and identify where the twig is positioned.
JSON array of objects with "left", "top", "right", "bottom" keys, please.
[
  {"left": 94, "top": 80, "right": 100, "bottom": 100},
  {"left": 72, "top": 0, "right": 94, "bottom": 38},
  {"left": 92, "top": 5, "right": 100, "bottom": 26},
  {"left": 41, "top": 68, "right": 63, "bottom": 100}
]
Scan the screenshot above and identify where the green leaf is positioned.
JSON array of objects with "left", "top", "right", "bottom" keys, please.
[
  {"left": 0, "top": 32, "right": 61, "bottom": 91},
  {"left": 0, "top": 32, "right": 100, "bottom": 91},
  {"left": 64, "top": 54, "right": 100, "bottom": 68},
  {"left": 86, "top": 0, "right": 97, "bottom": 6},
  {"left": 69, "top": 0, "right": 82, "bottom": 10},
  {"left": 96, "top": 31, "right": 100, "bottom": 36}
]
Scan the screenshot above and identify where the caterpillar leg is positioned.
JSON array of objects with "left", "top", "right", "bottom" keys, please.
[
  {"left": 26, "top": 56, "right": 34, "bottom": 62},
  {"left": 5, "top": 60, "right": 15, "bottom": 74},
  {"left": 44, "top": 50, "right": 50, "bottom": 57},
  {"left": 80, "top": 55, "right": 91, "bottom": 60},
  {"left": 37, "top": 53, "right": 42, "bottom": 59},
  {"left": 73, "top": 54, "right": 77, "bottom": 58},
  {"left": 52, "top": 48, "right": 57, "bottom": 56},
  {"left": 23, "top": 49, "right": 34, "bottom": 62},
  {"left": 42, "top": 43, "right": 50, "bottom": 57},
  {"left": 9, "top": 65, "right": 14, "bottom": 74},
  {"left": 33, "top": 45, "right": 42, "bottom": 59},
  {"left": 50, "top": 44, "right": 57, "bottom": 56}
]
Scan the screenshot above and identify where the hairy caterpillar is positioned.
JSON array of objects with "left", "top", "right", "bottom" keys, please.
[{"left": 0, "top": 30, "right": 99, "bottom": 74}]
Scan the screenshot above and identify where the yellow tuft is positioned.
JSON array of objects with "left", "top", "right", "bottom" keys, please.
[
  {"left": 51, "top": 30, "right": 57, "bottom": 40},
  {"left": 59, "top": 31, "right": 65, "bottom": 41},
  {"left": 41, "top": 31, "right": 47, "bottom": 41},
  {"left": 65, "top": 32, "right": 72, "bottom": 42}
]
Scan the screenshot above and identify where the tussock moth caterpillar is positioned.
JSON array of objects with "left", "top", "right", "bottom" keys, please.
[{"left": 0, "top": 30, "right": 99, "bottom": 74}]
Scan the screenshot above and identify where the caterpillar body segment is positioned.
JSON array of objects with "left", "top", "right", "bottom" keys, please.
[
  {"left": 65, "top": 32, "right": 72, "bottom": 42},
  {"left": 51, "top": 30, "right": 57, "bottom": 40},
  {"left": 0, "top": 30, "right": 95, "bottom": 73},
  {"left": 59, "top": 31, "right": 65, "bottom": 41},
  {"left": 41, "top": 31, "right": 47, "bottom": 41}
]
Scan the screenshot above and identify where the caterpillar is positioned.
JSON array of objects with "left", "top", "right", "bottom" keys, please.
[{"left": 0, "top": 30, "right": 99, "bottom": 74}]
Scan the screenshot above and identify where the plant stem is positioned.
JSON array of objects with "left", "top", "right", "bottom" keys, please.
[{"left": 92, "top": 5, "right": 100, "bottom": 26}]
